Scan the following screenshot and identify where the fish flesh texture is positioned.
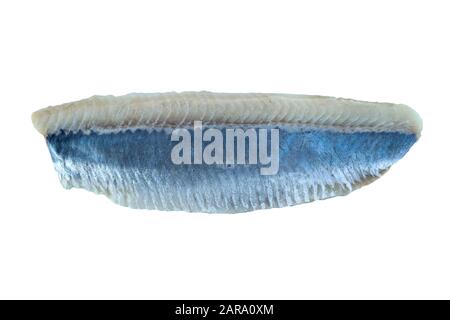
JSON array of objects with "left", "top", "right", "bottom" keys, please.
[{"left": 32, "top": 92, "right": 422, "bottom": 213}]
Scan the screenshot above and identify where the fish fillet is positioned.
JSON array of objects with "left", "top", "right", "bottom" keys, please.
[{"left": 32, "top": 92, "right": 422, "bottom": 213}]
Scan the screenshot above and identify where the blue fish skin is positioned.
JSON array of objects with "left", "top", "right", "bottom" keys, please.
[{"left": 46, "top": 125, "right": 417, "bottom": 213}]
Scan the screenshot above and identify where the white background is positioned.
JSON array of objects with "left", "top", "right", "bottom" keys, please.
[{"left": 0, "top": 0, "right": 449, "bottom": 299}]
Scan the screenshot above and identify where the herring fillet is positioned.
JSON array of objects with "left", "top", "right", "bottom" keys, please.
[{"left": 32, "top": 92, "right": 422, "bottom": 213}]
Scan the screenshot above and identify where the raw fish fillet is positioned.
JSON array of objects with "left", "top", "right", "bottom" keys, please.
[{"left": 32, "top": 92, "right": 422, "bottom": 213}]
